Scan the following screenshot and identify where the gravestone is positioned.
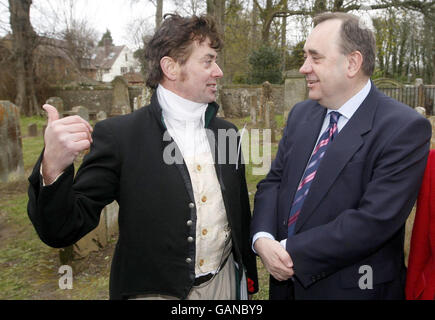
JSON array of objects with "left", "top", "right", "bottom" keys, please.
[
  {"left": 71, "top": 106, "right": 89, "bottom": 122},
  {"left": 45, "top": 97, "right": 64, "bottom": 114},
  {"left": 143, "top": 86, "right": 152, "bottom": 106},
  {"left": 240, "top": 89, "right": 250, "bottom": 116},
  {"left": 96, "top": 110, "right": 107, "bottom": 122},
  {"left": 28, "top": 123, "right": 37, "bottom": 137},
  {"left": 264, "top": 101, "right": 276, "bottom": 143},
  {"left": 0, "top": 101, "right": 24, "bottom": 183},
  {"left": 111, "top": 76, "right": 131, "bottom": 116},
  {"left": 284, "top": 70, "right": 306, "bottom": 121},
  {"left": 250, "top": 95, "right": 257, "bottom": 125},
  {"left": 429, "top": 116, "right": 435, "bottom": 149},
  {"left": 70, "top": 201, "right": 119, "bottom": 260},
  {"left": 133, "top": 95, "right": 142, "bottom": 111}
]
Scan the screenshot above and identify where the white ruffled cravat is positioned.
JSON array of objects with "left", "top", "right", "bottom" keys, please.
[{"left": 157, "top": 84, "right": 211, "bottom": 158}]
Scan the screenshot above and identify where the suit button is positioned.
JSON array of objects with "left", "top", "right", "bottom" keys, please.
[
  {"left": 186, "top": 220, "right": 193, "bottom": 226},
  {"left": 199, "top": 259, "right": 204, "bottom": 266},
  {"left": 201, "top": 196, "right": 207, "bottom": 203},
  {"left": 202, "top": 229, "right": 208, "bottom": 236},
  {"left": 188, "top": 202, "right": 195, "bottom": 209},
  {"left": 186, "top": 258, "right": 192, "bottom": 264},
  {"left": 197, "top": 164, "right": 201, "bottom": 171},
  {"left": 187, "top": 236, "right": 194, "bottom": 243}
]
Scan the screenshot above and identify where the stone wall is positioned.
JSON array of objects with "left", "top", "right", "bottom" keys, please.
[
  {"left": 219, "top": 84, "right": 284, "bottom": 118},
  {"left": 48, "top": 84, "right": 143, "bottom": 114}
]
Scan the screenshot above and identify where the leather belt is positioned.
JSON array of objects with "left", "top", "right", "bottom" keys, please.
[{"left": 193, "top": 254, "right": 230, "bottom": 286}]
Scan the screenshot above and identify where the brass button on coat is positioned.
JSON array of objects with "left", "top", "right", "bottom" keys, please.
[{"left": 201, "top": 196, "right": 207, "bottom": 203}]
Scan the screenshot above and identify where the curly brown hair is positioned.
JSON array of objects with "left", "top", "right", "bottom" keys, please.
[{"left": 144, "top": 14, "right": 223, "bottom": 89}]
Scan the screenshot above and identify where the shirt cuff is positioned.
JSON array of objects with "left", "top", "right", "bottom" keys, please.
[
  {"left": 280, "top": 238, "right": 287, "bottom": 250},
  {"left": 252, "top": 232, "right": 275, "bottom": 254}
]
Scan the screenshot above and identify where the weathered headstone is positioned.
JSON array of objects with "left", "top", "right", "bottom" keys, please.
[
  {"left": 45, "top": 97, "right": 64, "bottom": 114},
  {"left": 143, "top": 86, "right": 152, "bottom": 106},
  {"left": 28, "top": 123, "right": 37, "bottom": 137},
  {"left": 96, "top": 110, "right": 107, "bottom": 122},
  {"left": 264, "top": 101, "right": 276, "bottom": 143},
  {"left": 240, "top": 89, "right": 250, "bottom": 116},
  {"left": 133, "top": 95, "right": 142, "bottom": 111},
  {"left": 284, "top": 69, "right": 306, "bottom": 121},
  {"left": 0, "top": 101, "right": 24, "bottom": 183},
  {"left": 429, "top": 116, "right": 435, "bottom": 149},
  {"left": 250, "top": 95, "right": 257, "bottom": 125},
  {"left": 111, "top": 76, "right": 131, "bottom": 116},
  {"left": 68, "top": 201, "right": 119, "bottom": 260},
  {"left": 71, "top": 106, "right": 89, "bottom": 122}
]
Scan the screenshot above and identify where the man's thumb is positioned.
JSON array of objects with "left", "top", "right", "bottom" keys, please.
[{"left": 43, "top": 104, "right": 59, "bottom": 123}]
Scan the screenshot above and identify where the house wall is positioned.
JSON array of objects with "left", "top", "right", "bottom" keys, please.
[{"left": 102, "top": 47, "right": 140, "bottom": 82}]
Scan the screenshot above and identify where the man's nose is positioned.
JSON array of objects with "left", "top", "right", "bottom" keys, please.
[
  {"left": 299, "top": 58, "right": 312, "bottom": 75},
  {"left": 213, "top": 63, "right": 223, "bottom": 78}
]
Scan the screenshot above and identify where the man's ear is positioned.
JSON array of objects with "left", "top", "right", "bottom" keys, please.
[
  {"left": 347, "top": 51, "right": 363, "bottom": 78},
  {"left": 160, "top": 56, "right": 179, "bottom": 81}
]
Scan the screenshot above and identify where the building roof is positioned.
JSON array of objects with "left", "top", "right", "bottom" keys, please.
[{"left": 92, "top": 45, "right": 125, "bottom": 70}]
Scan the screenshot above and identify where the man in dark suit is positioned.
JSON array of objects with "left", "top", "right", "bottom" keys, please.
[
  {"left": 251, "top": 12, "right": 432, "bottom": 300},
  {"left": 27, "top": 14, "right": 258, "bottom": 300}
]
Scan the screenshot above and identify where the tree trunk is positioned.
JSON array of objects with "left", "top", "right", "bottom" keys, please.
[
  {"left": 155, "top": 0, "right": 163, "bottom": 30},
  {"left": 9, "top": 0, "right": 39, "bottom": 116},
  {"left": 281, "top": 0, "right": 287, "bottom": 73},
  {"left": 207, "top": 0, "right": 226, "bottom": 83}
]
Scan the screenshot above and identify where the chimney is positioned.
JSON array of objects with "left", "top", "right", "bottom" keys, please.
[{"left": 104, "top": 38, "right": 111, "bottom": 56}]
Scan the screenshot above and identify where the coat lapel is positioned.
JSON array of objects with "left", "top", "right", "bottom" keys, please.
[
  {"left": 281, "top": 105, "right": 326, "bottom": 219},
  {"left": 294, "top": 85, "right": 379, "bottom": 233}
]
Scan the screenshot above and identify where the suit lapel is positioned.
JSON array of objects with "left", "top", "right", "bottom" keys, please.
[
  {"left": 294, "top": 85, "right": 379, "bottom": 233},
  {"left": 281, "top": 105, "right": 326, "bottom": 219}
]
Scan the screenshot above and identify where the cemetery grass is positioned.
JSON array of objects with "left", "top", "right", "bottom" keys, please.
[
  {"left": 0, "top": 116, "right": 112, "bottom": 299},
  {"left": 0, "top": 115, "right": 283, "bottom": 300}
]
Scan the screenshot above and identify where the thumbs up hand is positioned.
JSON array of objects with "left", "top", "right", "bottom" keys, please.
[{"left": 42, "top": 104, "right": 93, "bottom": 185}]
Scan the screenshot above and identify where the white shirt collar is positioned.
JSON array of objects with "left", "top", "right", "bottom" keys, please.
[
  {"left": 157, "top": 84, "right": 208, "bottom": 124},
  {"left": 328, "top": 80, "right": 371, "bottom": 119}
]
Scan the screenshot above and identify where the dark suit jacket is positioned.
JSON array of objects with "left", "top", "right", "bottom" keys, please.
[
  {"left": 251, "top": 83, "right": 432, "bottom": 299},
  {"left": 28, "top": 93, "right": 258, "bottom": 299}
]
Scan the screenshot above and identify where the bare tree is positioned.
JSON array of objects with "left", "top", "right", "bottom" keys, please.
[
  {"left": 9, "top": 0, "right": 39, "bottom": 116},
  {"left": 172, "top": 0, "right": 205, "bottom": 15},
  {"left": 253, "top": 0, "right": 434, "bottom": 44}
]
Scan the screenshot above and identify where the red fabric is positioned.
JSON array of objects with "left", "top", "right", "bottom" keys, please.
[
  {"left": 406, "top": 149, "right": 435, "bottom": 300},
  {"left": 247, "top": 278, "right": 255, "bottom": 294}
]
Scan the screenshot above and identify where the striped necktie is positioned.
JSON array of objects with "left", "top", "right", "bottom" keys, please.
[{"left": 287, "top": 111, "right": 341, "bottom": 236}]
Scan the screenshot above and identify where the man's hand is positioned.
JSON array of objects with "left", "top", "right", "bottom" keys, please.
[
  {"left": 254, "top": 237, "right": 294, "bottom": 281},
  {"left": 41, "top": 104, "right": 93, "bottom": 184}
]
